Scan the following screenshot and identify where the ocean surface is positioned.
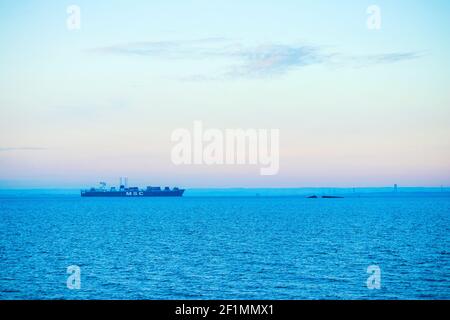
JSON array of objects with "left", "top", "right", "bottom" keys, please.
[{"left": 0, "top": 190, "right": 449, "bottom": 299}]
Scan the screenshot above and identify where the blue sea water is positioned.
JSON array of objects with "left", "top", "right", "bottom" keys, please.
[{"left": 0, "top": 191, "right": 449, "bottom": 299}]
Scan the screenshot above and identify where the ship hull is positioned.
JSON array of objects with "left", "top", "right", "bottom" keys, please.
[{"left": 81, "top": 190, "right": 185, "bottom": 197}]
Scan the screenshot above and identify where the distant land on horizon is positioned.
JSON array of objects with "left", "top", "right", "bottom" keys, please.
[{"left": 0, "top": 187, "right": 449, "bottom": 198}]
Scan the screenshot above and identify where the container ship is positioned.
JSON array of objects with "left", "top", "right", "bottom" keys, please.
[{"left": 81, "top": 179, "right": 185, "bottom": 197}]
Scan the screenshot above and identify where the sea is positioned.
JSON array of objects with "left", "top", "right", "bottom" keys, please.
[{"left": 0, "top": 189, "right": 449, "bottom": 300}]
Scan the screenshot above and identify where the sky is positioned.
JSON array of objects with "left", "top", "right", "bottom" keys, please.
[{"left": 0, "top": 0, "right": 449, "bottom": 188}]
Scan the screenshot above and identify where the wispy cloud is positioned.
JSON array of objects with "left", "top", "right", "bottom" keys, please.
[
  {"left": 227, "top": 44, "right": 330, "bottom": 77},
  {"left": 0, "top": 147, "right": 47, "bottom": 152},
  {"left": 90, "top": 39, "right": 423, "bottom": 79},
  {"left": 89, "top": 37, "right": 228, "bottom": 59},
  {"left": 343, "top": 52, "right": 425, "bottom": 68},
  {"left": 363, "top": 52, "right": 424, "bottom": 64}
]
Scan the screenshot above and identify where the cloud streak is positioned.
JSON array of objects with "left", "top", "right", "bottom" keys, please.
[
  {"left": 227, "top": 44, "right": 330, "bottom": 77},
  {"left": 363, "top": 52, "right": 424, "bottom": 64},
  {"left": 0, "top": 147, "right": 47, "bottom": 152},
  {"left": 91, "top": 39, "right": 423, "bottom": 79}
]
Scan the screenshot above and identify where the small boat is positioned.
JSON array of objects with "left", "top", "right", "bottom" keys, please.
[{"left": 306, "top": 195, "right": 344, "bottom": 199}]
